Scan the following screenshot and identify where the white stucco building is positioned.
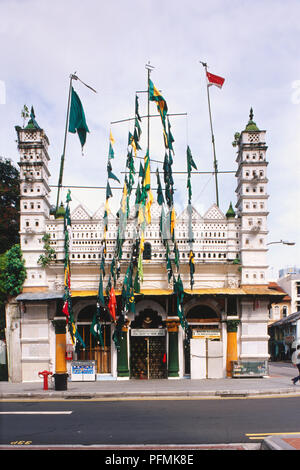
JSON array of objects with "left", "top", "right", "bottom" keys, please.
[
  {"left": 5, "top": 108, "right": 284, "bottom": 383},
  {"left": 277, "top": 268, "right": 300, "bottom": 314}
]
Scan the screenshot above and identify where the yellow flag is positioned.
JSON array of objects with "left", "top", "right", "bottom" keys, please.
[
  {"left": 143, "top": 153, "right": 151, "bottom": 189},
  {"left": 170, "top": 207, "right": 176, "bottom": 235},
  {"left": 145, "top": 189, "right": 153, "bottom": 224},
  {"left": 140, "top": 232, "right": 145, "bottom": 252},
  {"left": 121, "top": 181, "right": 128, "bottom": 213},
  {"left": 64, "top": 264, "right": 70, "bottom": 288},
  {"left": 68, "top": 321, "right": 76, "bottom": 345},
  {"left": 104, "top": 198, "right": 110, "bottom": 215},
  {"left": 138, "top": 205, "right": 144, "bottom": 225},
  {"left": 138, "top": 191, "right": 145, "bottom": 224},
  {"left": 131, "top": 137, "right": 137, "bottom": 157},
  {"left": 109, "top": 130, "right": 115, "bottom": 145}
]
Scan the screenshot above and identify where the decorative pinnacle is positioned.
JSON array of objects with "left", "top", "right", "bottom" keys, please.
[{"left": 249, "top": 107, "right": 253, "bottom": 121}]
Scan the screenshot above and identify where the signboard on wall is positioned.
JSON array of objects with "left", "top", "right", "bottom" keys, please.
[
  {"left": 192, "top": 329, "right": 221, "bottom": 340},
  {"left": 131, "top": 329, "right": 166, "bottom": 337}
]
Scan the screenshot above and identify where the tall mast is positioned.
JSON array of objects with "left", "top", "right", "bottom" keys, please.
[
  {"left": 200, "top": 61, "right": 220, "bottom": 207},
  {"left": 145, "top": 62, "right": 154, "bottom": 155},
  {"left": 56, "top": 73, "right": 76, "bottom": 213},
  {"left": 56, "top": 73, "right": 97, "bottom": 213}
]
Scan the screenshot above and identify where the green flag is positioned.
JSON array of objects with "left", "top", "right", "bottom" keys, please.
[
  {"left": 189, "top": 250, "right": 195, "bottom": 290},
  {"left": 68, "top": 87, "right": 89, "bottom": 149},
  {"left": 112, "top": 313, "right": 126, "bottom": 351},
  {"left": 134, "top": 271, "right": 140, "bottom": 293},
  {"left": 167, "top": 117, "right": 174, "bottom": 152},
  {"left": 163, "top": 151, "right": 174, "bottom": 208},
  {"left": 135, "top": 94, "right": 141, "bottom": 122},
  {"left": 174, "top": 274, "right": 184, "bottom": 305},
  {"left": 173, "top": 274, "right": 187, "bottom": 332},
  {"left": 139, "top": 162, "right": 144, "bottom": 178},
  {"left": 133, "top": 127, "right": 142, "bottom": 150},
  {"left": 166, "top": 252, "right": 173, "bottom": 282},
  {"left": 187, "top": 145, "right": 197, "bottom": 173},
  {"left": 98, "top": 272, "right": 105, "bottom": 306},
  {"left": 106, "top": 181, "right": 113, "bottom": 199},
  {"left": 149, "top": 79, "right": 168, "bottom": 124},
  {"left": 135, "top": 182, "right": 141, "bottom": 204},
  {"left": 108, "top": 142, "right": 114, "bottom": 159},
  {"left": 156, "top": 168, "right": 165, "bottom": 206},
  {"left": 91, "top": 303, "right": 104, "bottom": 347},
  {"left": 135, "top": 117, "right": 142, "bottom": 139},
  {"left": 100, "top": 253, "right": 106, "bottom": 277},
  {"left": 160, "top": 205, "right": 168, "bottom": 243},
  {"left": 108, "top": 168, "right": 120, "bottom": 183},
  {"left": 138, "top": 251, "right": 143, "bottom": 282},
  {"left": 174, "top": 241, "right": 180, "bottom": 269}
]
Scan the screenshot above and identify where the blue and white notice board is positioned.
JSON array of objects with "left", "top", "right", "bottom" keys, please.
[{"left": 71, "top": 361, "right": 96, "bottom": 381}]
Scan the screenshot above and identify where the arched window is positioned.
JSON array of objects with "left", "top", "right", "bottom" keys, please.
[
  {"left": 143, "top": 242, "right": 151, "bottom": 260},
  {"left": 282, "top": 306, "right": 288, "bottom": 318},
  {"left": 273, "top": 305, "right": 280, "bottom": 320}
]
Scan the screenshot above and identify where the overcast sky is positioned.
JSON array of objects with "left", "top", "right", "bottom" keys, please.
[{"left": 0, "top": 0, "right": 299, "bottom": 278}]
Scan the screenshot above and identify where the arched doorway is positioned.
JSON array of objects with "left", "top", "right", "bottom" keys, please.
[
  {"left": 130, "top": 309, "right": 167, "bottom": 379},
  {"left": 184, "top": 301, "right": 221, "bottom": 375},
  {"left": 76, "top": 305, "right": 112, "bottom": 374}
]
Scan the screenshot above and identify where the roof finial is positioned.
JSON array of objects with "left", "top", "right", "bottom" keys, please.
[
  {"left": 245, "top": 107, "right": 259, "bottom": 131},
  {"left": 25, "top": 106, "right": 41, "bottom": 130}
]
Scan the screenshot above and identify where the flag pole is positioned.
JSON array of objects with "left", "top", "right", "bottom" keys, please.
[
  {"left": 56, "top": 73, "right": 76, "bottom": 214},
  {"left": 56, "top": 73, "right": 97, "bottom": 214},
  {"left": 145, "top": 62, "right": 154, "bottom": 155},
  {"left": 200, "top": 61, "right": 220, "bottom": 207}
]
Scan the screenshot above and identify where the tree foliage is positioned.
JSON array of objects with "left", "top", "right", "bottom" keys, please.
[
  {"left": 0, "top": 244, "right": 26, "bottom": 298},
  {"left": 0, "top": 158, "right": 20, "bottom": 254},
  {"left": 0, "top": 244, "right": 26, "bottom": 341},
  {"left": 37, "top": 233, "right": 56, "bottom": 267}
]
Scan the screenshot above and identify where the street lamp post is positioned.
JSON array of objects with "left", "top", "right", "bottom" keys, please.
[{"left": 267, "top": 240, "right": 295, "bottom": 246}]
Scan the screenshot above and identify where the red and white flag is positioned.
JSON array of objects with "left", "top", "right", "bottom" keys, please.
[
  {"left": 62, "top": 300, "right": 70, "bottom": 322},
  {"left": 206, "top": 71, "right": 225, "bottom": 89},
  {"left": 108, "top": 286, "right": 117, "bottom": 322}
]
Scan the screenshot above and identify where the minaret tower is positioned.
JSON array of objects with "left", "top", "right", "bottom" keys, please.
[
  {"left": 235, "top": 109, "right": 269, "bottom": 285},
  {"left": 16, "top": 108, "right": 51, "bottom": 289}
]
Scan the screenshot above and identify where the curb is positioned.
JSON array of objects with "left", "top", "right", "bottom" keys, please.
[
  {"left": 1, "top": 388, "right": 300, "bottom": 400},
  {"left": 261, "top": 435, "right": 299, "bottom": 450}
]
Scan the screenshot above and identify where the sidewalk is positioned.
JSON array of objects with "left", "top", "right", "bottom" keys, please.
[
  {"left": 1, "top": 362, "right": 300, "bottom": 450},
  {"left": 1, "top": 362, "right": 300, "bottom": 400}
]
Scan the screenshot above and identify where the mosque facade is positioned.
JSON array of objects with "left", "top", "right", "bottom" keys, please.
[{"left": 5, "top": 109, "right": 284, "bottom": 383}]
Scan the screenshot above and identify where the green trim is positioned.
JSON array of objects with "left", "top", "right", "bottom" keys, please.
[
  {"left": 168, "top": 331, "right": 179, "bottom": 377},
  {"left": 226, "top": 319, "right": 240, "bottom": 333},
  {"left": 52, "top": 319, "right": 66, "bottom": 334},
  {"left": 117, "top": 331, "right": 129, "bottom": 377}
]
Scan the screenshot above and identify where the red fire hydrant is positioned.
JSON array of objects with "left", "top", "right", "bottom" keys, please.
[{"left": 38, "top": 370, "right": 53, "bottom": 391}]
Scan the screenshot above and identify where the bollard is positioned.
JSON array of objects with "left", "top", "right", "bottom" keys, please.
[{"left": 38, "top": 370, "right": 53, "bottom": 390}]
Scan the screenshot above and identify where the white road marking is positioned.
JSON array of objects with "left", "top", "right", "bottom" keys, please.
[{"left": 0, "top": 411, "right": 72, "bottom": 415}]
